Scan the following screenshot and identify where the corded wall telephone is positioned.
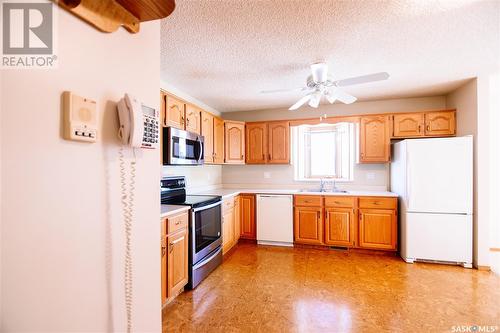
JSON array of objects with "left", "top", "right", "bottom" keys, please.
[
  {"left": 117, "top": 93, "right": 159, "bottom": 149},
  {"left": 116, "top": 93, "right": 159, "bottom": 333}
]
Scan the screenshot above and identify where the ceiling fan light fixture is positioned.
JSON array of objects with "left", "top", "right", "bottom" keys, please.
[{"left": 310, "top": 62, "right": 328, "bottom": 83}]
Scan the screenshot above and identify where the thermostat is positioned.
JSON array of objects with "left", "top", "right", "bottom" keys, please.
[{"left": 63, "top": 91, "right": 97, "bottom": 142}]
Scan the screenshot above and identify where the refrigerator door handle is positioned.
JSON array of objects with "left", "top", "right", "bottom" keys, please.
[{"left": 407, "top": 153, "right": 412, "bottom": 209}]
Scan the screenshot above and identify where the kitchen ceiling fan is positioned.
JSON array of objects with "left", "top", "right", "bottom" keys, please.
[{"left": 261, "top": 63, "right": 389, "bottom": 110}]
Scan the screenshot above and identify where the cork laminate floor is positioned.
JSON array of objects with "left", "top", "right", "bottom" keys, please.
[{"left": 163, "top": 243, "right": 500, "bottom": 332}]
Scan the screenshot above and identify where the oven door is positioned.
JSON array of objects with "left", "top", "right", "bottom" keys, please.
[
  {"left": 164, "top": 127, "right": 204, "bottom": 165},
  {"left": 191, "top": 201, "right": 222, "bottom": 264}
]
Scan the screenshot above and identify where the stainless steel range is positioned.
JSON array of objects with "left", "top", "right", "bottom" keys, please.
[{"left": 161, "top": 176, "right": 222, "bottom": 289}]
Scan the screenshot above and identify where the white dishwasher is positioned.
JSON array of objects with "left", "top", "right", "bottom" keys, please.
[{"left": 256, "top": 194, "right": 294, "bottom": 247}]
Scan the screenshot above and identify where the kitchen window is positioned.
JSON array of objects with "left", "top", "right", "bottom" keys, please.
[{"left": 292, "top": 122, "right": 355, "bottom": 181}]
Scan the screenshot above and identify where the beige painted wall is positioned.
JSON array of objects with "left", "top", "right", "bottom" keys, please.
[
  {"left": 445, "top": 79, "right": 480, "bottom": 266},
  {"left": 223, "top": 96, "right": 447, "bottom": 121},
  {"left": 1, "top": 11, "right": 161, "bottom": 332},
  {"left": 0, "top": 63, "right": 3, "bottom": 328},
  {"left": 221, "top": 96, "right": 446, "bottom": 190}
]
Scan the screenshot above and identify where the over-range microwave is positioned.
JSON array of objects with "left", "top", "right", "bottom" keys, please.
[{"left": 163, "top": 127, "right": 204, "bottom": 165}]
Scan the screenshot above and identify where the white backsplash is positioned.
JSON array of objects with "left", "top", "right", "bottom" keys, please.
[{"left": 162, "top": 165, "right": 223, "bottom": 193}]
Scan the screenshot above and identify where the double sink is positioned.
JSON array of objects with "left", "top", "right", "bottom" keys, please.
[{"left": 299, "top": 188, "right": 349, "bottom": 194}]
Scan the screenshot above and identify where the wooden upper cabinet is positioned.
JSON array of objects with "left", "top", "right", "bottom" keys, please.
[
  {"left": 294, "top": 206, "right": 323, "bottom": 245},
  {"left": 359, "top": 115, "right": 391, "bottom": 163},
  {"left": 358, "top": 208, "right": 397, "bottom": 250},
  {"left": 240, "top": 194, "right": 256, "bottom": 240},
  {"left": 392, "top": 113, "right": 424, "bottom": 138},
  {"left": 246, "top": 122, "right": 267, "bottom": 164},
  {"left": 224, "top": 121, "right": 245, "bottom": 164},
  {"left": 213, "top": 117, "right": 225, "bottom": 164},
  {"left": 185, "top": 104, "right": 201, "bottom": 134},
  {"left": 425, "top": 110, "right": 456, "bottom": 136},
  {"left": 167, "top": 229, "right": 189, "bottom": 298},
  {"left": 268, "top": 121, "right": 290, "bottom": 164},
  {"left": 325, "top": 208, "right": 354, "bottom": 247},
  {"left": 165, "top": 95, "right": 185, "bottom": 129},
  {"left": 201, "top": 111, "right": 214, "bottom": 164}
]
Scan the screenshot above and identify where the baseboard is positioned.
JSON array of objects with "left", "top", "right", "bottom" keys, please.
[{"left": 477, "top": 265, "right": 491, "bottom": 271}]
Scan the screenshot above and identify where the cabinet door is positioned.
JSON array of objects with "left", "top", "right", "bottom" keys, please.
[
  {"left": 240, "top": 195, "right": 256, "bottom": 239},
  {"left": 224, "top": 121, "right": 245, "bottom": 164},
  {"left": 222, "top": 207, "right": 235, "bottom": 254},
  {"left": 268, "top": 121, "right": 290, "bottom": 164},
  {"left": 246, "top": 123, "right": 267, "bottom": 164},
  {"left": 358, "top": 209, "right": 397, "bottom": 250},
  {"left": 201, "top": 111, "right": 214, "bottom": 163},
  {"left": 167, "top": 229, "right": 188, "bottom": 297},
  {"left": 185, "top": 104, "right": 201, "bottom": 134},
  {"left": 424, "top": 111, "right": 456, "bottom": 136},
  {"left": 325, "top": 208, "right": 354, "bottom": 247},
  {"left": 359, "top": 115, "right": 391, "bottom": 163},
  {"left": 161, "top": 237, "right": 167, "bottom": 304},
  {"left": 234, "top": 196, "right": 241, "bottom": 242},
  {"left": 213, "top": 117, "right": 225, "bottom": 164},
  {"left": 165, "top": 95, "right": 185, "bottom": 129},
  {"left": 294, "top": 206, "right": 323, "bottom": 245},
  {"left": 392, "top": 113, "right": 424, "bottom": 138}
]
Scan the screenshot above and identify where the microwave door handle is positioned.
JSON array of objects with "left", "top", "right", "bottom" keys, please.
[{"left": 197, "top": 138, "right": 203, "bottom": 162}]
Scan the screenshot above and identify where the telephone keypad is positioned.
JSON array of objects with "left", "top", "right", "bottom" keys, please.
[{"left": 142, "top": 113, "right": 159, "bottom": 147}]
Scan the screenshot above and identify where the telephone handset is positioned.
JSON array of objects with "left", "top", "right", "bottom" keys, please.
[{"left": 117, "top": 93, "right": 159, "bottom": 149}]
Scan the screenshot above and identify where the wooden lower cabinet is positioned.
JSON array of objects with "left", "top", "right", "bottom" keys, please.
[
  {"left": 234, "top": 195, "right": 241, "bottom": 242},
  {"left": 294, "top": 206, "right": 323, "bottom": 245},
  {"left": 293, "top": 195, "right": 397, "bottom": 251},
  {"left": 358, "top": 209, "right": 397, "bottom": 250},
  {"left": 222, "top": 203, "right": 235, "bottom": 254},
  {"left": 324, "top": 208, "right": 355, "bottom": 247},
  {"left": 161, "top": 211, "right": 189, "bottom": 305},
  {"left": 240, "top": 194, "right": 256, "bottom": 239}
]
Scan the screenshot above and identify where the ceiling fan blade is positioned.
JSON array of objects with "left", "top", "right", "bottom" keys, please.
[
  {"left": 289, "top": 94, "right": 312, "bottom": 110},
  {"left": 334, "top": 72, "right": 389, "bottom": 87},
  {"left": 308, "top": 93, "right": 321, "bottom": 108},
  {"left": 260, "top": 87, "right": 307, "bottom": 94},
  {"left": 310, "top": 62, "right": 328, "bottom": 83},
  {"left": 334, "top": 89, "right": 357, "bottom": 104},
  {"left": 325, "top": 91, "right": 337, "bottom": 104}
]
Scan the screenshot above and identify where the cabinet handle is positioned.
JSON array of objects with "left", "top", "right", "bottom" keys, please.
[
  {"left": 169, "top": 236, "right": 184, "bottom": 252},
  {"left": 426, "top": 125, "right": 430, "bottom": 131},
  {"left": 175, "top": 220, "right": 181, "bottom": 225},
  {"left": 181, "top": 116, "right": 185, "bottom": 125},
  {"left": 418, "top": 124, "right": 422, "bottom": 133},
  {"left": 241, "top": 155, "right": 244, "bottom": 159},
  {"left": 317, "top": 211, "right": 320, "bottom": 219},
  {"left": 161, "top": 241, "right": 166, "bottom": 256},
  {"left": 262, "top": 153, "right": 265, "bottom": 160},
  {"left": 268, "top": 154, "right": 272, "bottom": 160}
]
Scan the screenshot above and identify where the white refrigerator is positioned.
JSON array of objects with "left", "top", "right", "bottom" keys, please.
[{"left": 391, "top": 136, "right": 473, "bottom": 268}]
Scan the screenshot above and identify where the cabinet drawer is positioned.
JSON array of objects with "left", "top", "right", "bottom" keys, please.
[
  {"left": 324, "top": 196, "right": 355, "bottom": 208},
  {"left": 223, "top": 198, "right": 235, "bottom": 212},
  {"left": 294, "top": 195, "right": 322, "bottom": 207},
  {"left": 167, "top": 212, "right": 188, "bottom": 234},
  {"left": 359, "top": 197, "right": 397, "bottom": 210}
]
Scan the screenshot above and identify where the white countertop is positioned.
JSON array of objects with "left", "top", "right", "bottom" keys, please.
[
  {"left": 161, "top": 204, "right": 190, "bottom": 218},
  {"left": 194, "top": 188, "right": 398, "bottom": 200}
]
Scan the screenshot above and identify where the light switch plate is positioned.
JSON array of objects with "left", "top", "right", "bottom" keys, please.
[
  {"left": 366, "top": 172, "right": 376, "bottom": 180},
  {"left": 63, "top": 91, "right": 97, "bottom": 142}
]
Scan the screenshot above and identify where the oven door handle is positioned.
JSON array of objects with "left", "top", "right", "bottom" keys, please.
[
  {"left": 193, "top": 247, "right": 222, "bottom": 270},
  {"left": 192, "top": 201, "right": 221, "bottom": 213}
]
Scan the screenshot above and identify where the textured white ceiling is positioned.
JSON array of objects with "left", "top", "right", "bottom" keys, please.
[{"left": 160, "top": 0, "right": 500, "bottom": 112}]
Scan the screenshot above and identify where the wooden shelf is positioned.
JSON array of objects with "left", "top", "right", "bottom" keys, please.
[{"left": 58, "top": 0, "right": 175, "bottom": 34}]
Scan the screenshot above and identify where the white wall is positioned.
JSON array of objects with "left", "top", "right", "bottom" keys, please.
[
  {"left": 222, "top": 96, "right": 446, "bottom": 190},
  {"left": 1, "top": 11, "right": 161, "bottom": 333},
  {"left": 445, "top": 79, "right": 481, "bottom": 267}
]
